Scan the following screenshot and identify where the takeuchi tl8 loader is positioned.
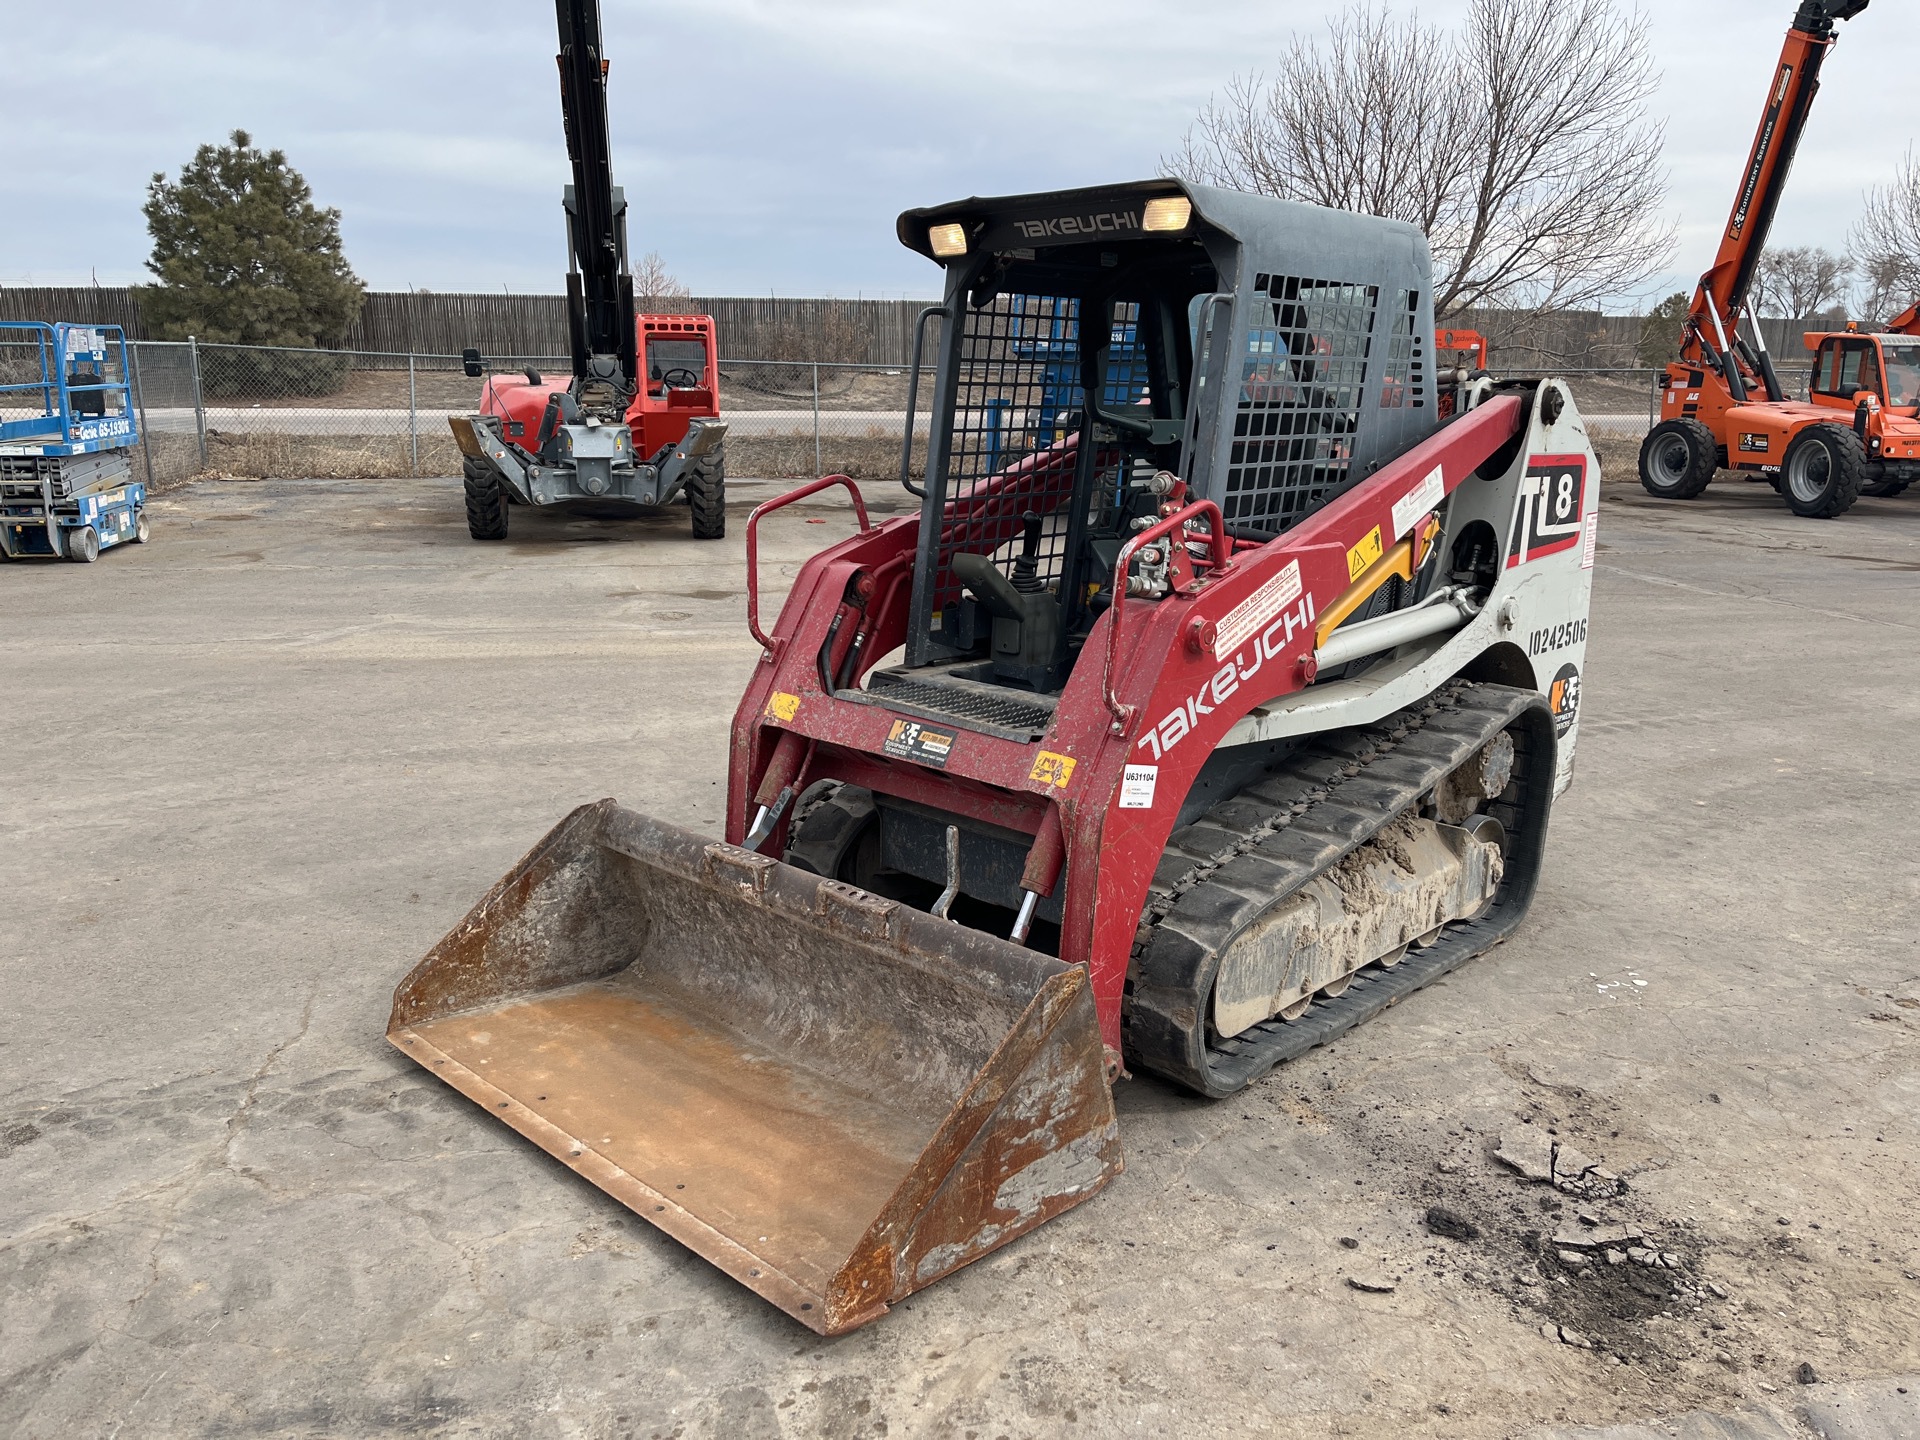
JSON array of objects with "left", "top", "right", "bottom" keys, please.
[
  {"left": 391, "top": 180, "right": 1600, "bottom": 1334},
  {"left": 448, "top": 0, "right": 727, "bottom": 542},
  {"left": 1636, "top": 0, "right": 1920, "bottom": 518}
]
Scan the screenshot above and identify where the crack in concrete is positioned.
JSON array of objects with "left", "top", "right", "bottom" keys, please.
[{"left": 120, "top": 996, "right": 316, "bottom": 1320}]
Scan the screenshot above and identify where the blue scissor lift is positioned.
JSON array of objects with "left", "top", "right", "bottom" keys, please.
[{"left": 0, "top": 322, "right": 148, "bottom": 563}]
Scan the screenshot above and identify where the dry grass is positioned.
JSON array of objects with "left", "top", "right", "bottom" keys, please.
[
  {"left": 1591, "top": 435, "right": 1643, "bottom": 489},
  {"left": 192, "top": 426, "right": 917, "bottom": 484},
  {"left": 201, "top": 430, "right": 463, "bottom": 481},
  {"left": 132, "top": 434, "right": 212, "bottom": 492},
  {"left": 730, "top": 430, "right": 922, "bottom": 483},
  {"left": 235, "top": 364, "right": 922, "bottom": 414},
  {"left": 177, "top": 390, "right": 1643, "bottom": 489}
]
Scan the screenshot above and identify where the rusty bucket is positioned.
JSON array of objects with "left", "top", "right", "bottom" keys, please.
[{"left": 387, "top": 800, "right": 1121, "bottom": 1335}]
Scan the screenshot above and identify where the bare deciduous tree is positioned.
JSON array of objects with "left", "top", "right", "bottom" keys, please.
[
  {"left": 634, "top": 250, "right": 692, "bottom": 311},
  {"left": 1850, "top": 148, "right": 1920, "bottom": 324},
  {"left": 1751, "top": 246, "right": 1852, "bottom": 320},
  {"left": 1165, "top": 0, "right": 1673, "bottom": 319}
]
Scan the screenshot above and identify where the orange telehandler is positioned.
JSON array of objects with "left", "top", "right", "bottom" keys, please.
[{"left": 1635, "top": 0, "right": 1920, "bottom": 517}]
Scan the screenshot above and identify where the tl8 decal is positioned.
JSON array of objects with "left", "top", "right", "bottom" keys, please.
[{"left": 1507, "top": 455, "right": 1587, "bottom": 568}]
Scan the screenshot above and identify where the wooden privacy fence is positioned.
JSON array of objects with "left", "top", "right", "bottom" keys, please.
[
  {"left": 0, "top": 286, "right": 146, "bottom": 335},
  {"left": 0, "top": 286, "right": 1845, "bottom": 370},
  {"left": 346, "top": 293, "right": 944, "bottom": 366},
  {"left": 0, "top": 288, "right": 941, "bottom": 366}
]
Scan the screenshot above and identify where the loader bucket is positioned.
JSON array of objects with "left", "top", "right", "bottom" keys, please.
[{"left": 387, "top": 800, "right": 1121, "bottom": 1335}]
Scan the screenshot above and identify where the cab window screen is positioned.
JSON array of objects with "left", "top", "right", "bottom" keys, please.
[
  {"left": 1223, "top": 275, "right": 1379, "bottom": 531},
  {"left": 648, "top": 339, "right": 708, "bottom": 385},
  {"left": 922, "top": 295, "right": 1141, "bottom": 653}
]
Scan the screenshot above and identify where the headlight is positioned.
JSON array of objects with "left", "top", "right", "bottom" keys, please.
[
  {"left": 1143, "top": 196, "right": 1193, "bottom": 233},
  {"left": 928, "top": 223, "right": 969, "bottom": 258}
]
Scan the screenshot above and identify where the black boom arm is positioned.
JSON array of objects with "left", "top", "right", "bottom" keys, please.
[{"left": 555, "top": 0, "right": 637, "bottom": 404}]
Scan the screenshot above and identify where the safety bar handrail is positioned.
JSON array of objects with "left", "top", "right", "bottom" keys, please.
[
  {"left": 0, "top": 324, "right": 135, "bottom": 427},
  {"left": 899, "top": 305, "right": 949, "bottom": 500},
  {"left": 746, "top": 474, "right": 872, "bottom": 653},
  {"left": 0, "top": 377, "right": 124, "bottom": 389},
  {"left": 1101, "top": 498, "right": 1230, "bottom": 733}
]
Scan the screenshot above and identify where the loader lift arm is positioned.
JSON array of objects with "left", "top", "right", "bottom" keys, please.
[
  {"left": 1679, "top": 0, "right": 1869, "bottom": 402},
  {"left": 555, "top": 0, "right": 638, "bottom": 416}
]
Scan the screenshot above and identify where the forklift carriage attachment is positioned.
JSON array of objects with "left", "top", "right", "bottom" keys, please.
[{"left": 387, "top": 800, "right": 1121, "bottom": 1335}]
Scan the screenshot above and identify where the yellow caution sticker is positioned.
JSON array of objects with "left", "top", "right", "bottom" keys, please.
[
  {"left": 1030, "top": 751, "right": 1078, "bottom": 789},
  {"left": 765, "top": 691, "right": 801, "bottom": 722},
  {"left": 1347, "top": 524, "right": 1384, "bottom": 581}
]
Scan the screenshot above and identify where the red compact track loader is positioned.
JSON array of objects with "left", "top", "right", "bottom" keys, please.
[
  {"left": 448, "top": 0, "right": 727, "bottom": 541},
  {"left": 392, "top": 180, "right": 1601, "bottom": 1334},
  {"left": 1635, "top": 0, "right": 1920, "bottom": 517}
]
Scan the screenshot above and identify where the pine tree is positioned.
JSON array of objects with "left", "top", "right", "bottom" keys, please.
[
  {"left": 1636, "top": 292, "right": 1691, "bottom": 369},
  {"left": 137, "top": 130, "right": 364, "bottom": 352}
]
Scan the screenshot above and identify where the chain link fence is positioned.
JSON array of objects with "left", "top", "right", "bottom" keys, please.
[
  {"left": 113, "top": 343, "right": 934, "bottom": 488},
  {"left": 84, "top": 343, "right": 1821, "bottom": 490}
]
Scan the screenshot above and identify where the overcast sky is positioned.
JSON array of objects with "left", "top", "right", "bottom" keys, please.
[{"left": 5, "top": 0, "right": 1914, "bottom": 308}]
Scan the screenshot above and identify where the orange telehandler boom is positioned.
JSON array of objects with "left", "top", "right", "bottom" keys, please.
[{"left": 1678, "top": 1, "right": 1868, "bottom": 402}]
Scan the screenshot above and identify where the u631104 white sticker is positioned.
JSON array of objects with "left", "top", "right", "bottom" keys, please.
[{"left": 1120, "top": 765, "right": 1159, "bottom": 809}]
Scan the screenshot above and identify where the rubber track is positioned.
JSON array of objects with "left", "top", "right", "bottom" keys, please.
[{"left": 1123, "top": 681, "right": 1556, "bottom": 1098}]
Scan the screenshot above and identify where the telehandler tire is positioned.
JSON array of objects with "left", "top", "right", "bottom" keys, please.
[
  {"left": 1639, "top": 418, "right": 1719, "bottom": 500},
  {"left": 686, "top": 452, "right": 726, "bottom": 540},
  {"left": 463, "top": 465, "right": 509, "bottom": 541},
  {"left": 1781, "top": 423, "right": 1865, "bottom": 519}
]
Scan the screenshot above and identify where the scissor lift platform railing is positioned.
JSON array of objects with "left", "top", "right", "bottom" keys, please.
[{"left": 0, "top": 323, "right": 147, "bottom": 562}]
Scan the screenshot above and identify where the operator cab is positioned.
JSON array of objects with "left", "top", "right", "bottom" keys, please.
[
  {"left": 625, "top": 315, "right": 720, "bottom": 462},
  {"left": 1808, "top": 333, "right": 1920, "bottom": 412},
  {"left": 876, "top": 180, "right": 1440, "bottom": 716}
]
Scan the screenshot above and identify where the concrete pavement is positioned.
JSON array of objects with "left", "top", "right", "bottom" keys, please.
[{"left": 1, "top": 469, "right": 1915, "bottom": 1438}]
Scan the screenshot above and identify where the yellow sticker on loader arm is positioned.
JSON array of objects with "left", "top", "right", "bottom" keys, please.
[
  {"left": 1347, "top": 525, "right": 1384, "bottom": 581},
  {"left": 1030, "top": 752, "right": 1078, "bottom": 789}
]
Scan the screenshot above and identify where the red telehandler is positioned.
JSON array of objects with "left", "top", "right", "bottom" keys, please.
[
  {"left": 393, "top": 181, "right": 1601, "bottom": 1334},
  {"left": 448, "top": 1, "right": 728, "bottom": 541},
  {"left": 1637, "top": 0, "right": 1920, "bottom": 516}
]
